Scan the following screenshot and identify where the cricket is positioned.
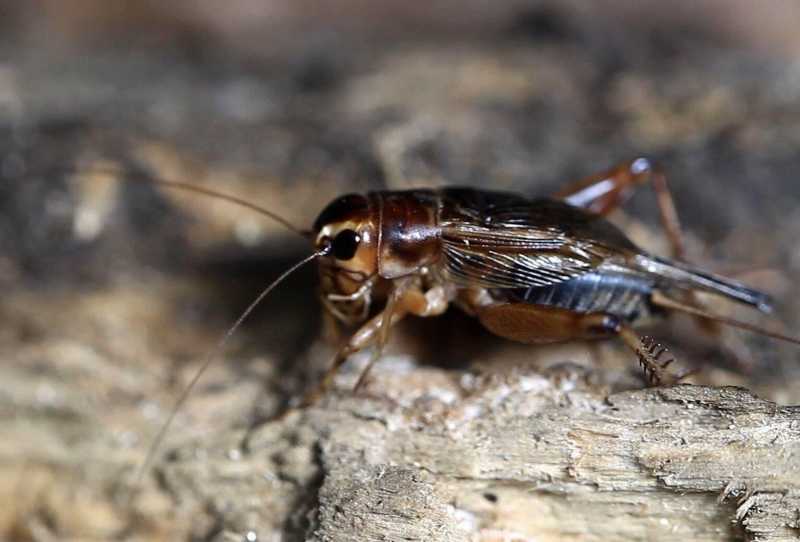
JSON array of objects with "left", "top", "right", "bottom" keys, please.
[{"left": 117, "top": 156, "right": 800, "bottom": 482}]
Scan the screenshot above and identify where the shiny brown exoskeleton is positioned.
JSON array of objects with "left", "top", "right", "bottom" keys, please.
[{"left": 305, "top": 157, "right": 794, "bottom": 401}]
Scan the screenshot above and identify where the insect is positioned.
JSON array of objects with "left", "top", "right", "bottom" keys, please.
[
  {"left": 302, "top": 157, "right": 799, "bottom": 398},
  {"left": 123, "top": 156, "right": 800, "bottom": 480}
]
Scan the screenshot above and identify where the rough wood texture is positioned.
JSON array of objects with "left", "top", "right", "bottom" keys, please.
[
  {"left": 3, "top": 3, "right": 800, "bottom": 541},
  {"left": 157, "top": 372, "right": 800, "bottom": 541}
]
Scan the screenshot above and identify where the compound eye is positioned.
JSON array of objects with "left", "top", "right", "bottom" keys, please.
[
  {"left": 332, "top": 229, "right": 360, "bottom": 260},
  {"left": 630, "top": 157, "right": 652, "bottom": 175}
]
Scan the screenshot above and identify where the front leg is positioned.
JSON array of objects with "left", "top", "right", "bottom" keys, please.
[
  {"left": 352, "top": 282, "right": 451, "bottom": 392},
  {"left": 302, "top": 281, "right": 451, "bottom": 406}
]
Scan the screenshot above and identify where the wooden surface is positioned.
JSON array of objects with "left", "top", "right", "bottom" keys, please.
[
  {"left": 157, "top": 374, "right": 800, "bottom": 541},
  {"left": 3, "top": 3, "right": 800, "bottom": 541}
]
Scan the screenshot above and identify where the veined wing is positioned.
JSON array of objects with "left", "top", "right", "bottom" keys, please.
[{"left": 438, "top": 189, "right": 638, "bottom": 289}]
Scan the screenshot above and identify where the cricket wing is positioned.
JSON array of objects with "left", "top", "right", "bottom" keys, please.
[
  {"left": 633, "top": 254, "right": 774, "bottom": 312},
  {"left": 438, "top": 191, "right": 638, "bottom": 290}
]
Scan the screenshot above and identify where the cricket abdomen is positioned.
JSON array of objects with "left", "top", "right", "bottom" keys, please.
[{"left": 507, "top": 271, "right": 655, "bottom": 322}]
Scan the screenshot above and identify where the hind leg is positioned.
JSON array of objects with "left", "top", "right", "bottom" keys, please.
[
  {"left": 554, "top": 158, "right": 685, "bottom": 260},
  {"left": 616, "top": 327, "right": 687, "bottom": 385},
  {"left": 557, "top": 159, "right": 725, "bottom": 338},
  {"left": 476, "top": 302, "right": 683, "bottom": 385}
]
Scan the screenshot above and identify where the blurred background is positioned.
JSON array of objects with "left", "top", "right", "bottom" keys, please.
[{"left": 2, "top": 1, "right": 800, "bottom": 540}]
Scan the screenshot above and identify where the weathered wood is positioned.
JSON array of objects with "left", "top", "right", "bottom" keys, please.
[
  {"left": 157, "top": 372, "right": 800, "bottom": 541},
  {"left": 4, "top": 4, "right": 800, "bottom": 541}
]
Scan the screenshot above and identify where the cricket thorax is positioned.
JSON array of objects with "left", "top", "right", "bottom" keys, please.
[{"left": 372, "top": 190, "right": 441, "bottom": 279}]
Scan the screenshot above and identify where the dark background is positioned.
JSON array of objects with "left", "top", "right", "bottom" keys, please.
[{"left": 2, "top": 2, "right": 800, "bottom": 539}]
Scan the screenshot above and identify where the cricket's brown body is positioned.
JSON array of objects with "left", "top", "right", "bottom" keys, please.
[
  {"left": 308, "top": 158, "right": 777, "bottom": 394},
  {"left": 133, "top": 157, "right": 800, "bottom": 474}
]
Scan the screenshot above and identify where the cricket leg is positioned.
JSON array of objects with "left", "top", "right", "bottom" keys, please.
[
  {"left": 299, "top": 307, "right": 403, "bottom": 408},
  {"left": 616, "top": 326, "right": 689, "bottom": 385},
  {"left": 556, "top": 158, "right": 725, "bottom": 336},
  {"left": 302, "top": 281, "right": 452, "bottom": 406},
  {"left": 241, "top": 306, "right": 399, "bottom": 443},
  {"left": 554, "top": 158, "right": 685, "bottom": 260},
  {"left": 352, "top": 283, "right": 451, "bottom": 392},
  {"left": 476, "top": 302, "right": 684, "bottom": 385}
]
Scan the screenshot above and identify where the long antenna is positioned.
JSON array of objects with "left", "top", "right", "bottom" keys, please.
[
  {"left": 133, "top": 245, "right": 329, "bottom": 489},
  {"left": 652, "top": 291, "right": 800, "bottom": 345},
  {"left": 73, "top": 165, "right": 311, "bottom": 238}
]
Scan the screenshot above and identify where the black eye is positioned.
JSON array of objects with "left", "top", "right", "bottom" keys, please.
[{"left": 332, "top": 229, "right": 360, "bottom": 260}]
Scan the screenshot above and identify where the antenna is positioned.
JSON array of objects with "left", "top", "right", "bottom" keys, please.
[
  {"left": 71, "top": 163, "right": 312, "bottom": 238},
  {"left": 133, "top": 244, "right": 331, "bottom": 491}
]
